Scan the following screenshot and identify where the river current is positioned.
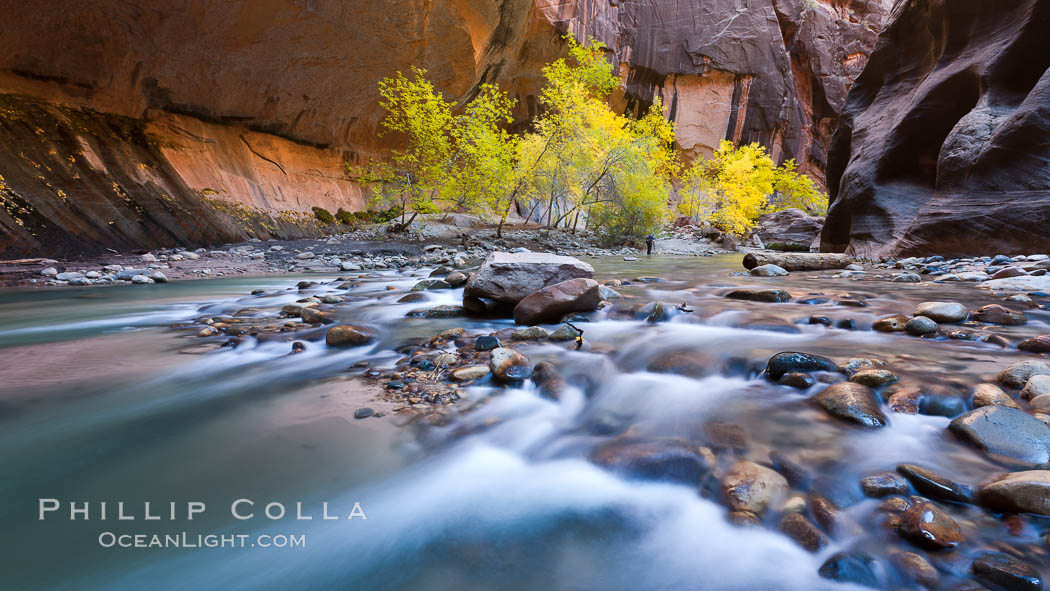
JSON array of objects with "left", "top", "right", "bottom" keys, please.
[{"left": 1, "top": 255, "right": 1047, "bottom": 590}]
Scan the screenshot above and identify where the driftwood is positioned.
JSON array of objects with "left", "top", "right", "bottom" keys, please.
[{"left": 742, "top": 252, "right": 853, "bottom": 271}]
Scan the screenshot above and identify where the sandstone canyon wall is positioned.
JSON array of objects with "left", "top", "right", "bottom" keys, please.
[
  {"left": 0, "top": 0, "right": 888, "bottom": 257},
  {"left": 822, "top": 0, "right": 1050, "bottom": 258}
]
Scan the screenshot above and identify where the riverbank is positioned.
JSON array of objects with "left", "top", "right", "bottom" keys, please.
[{"left": 0, "top": 220, "right": 731, "bottom": 289}]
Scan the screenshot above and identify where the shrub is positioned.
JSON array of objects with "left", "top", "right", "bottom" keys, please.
[
  {"left": 312, "top": 206, "right": 334, "bottom": 224},
  {"left": 335, "top": 208, "right": 355, "bottom": 224}
]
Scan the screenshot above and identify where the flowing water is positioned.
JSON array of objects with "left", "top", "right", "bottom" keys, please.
[{"left": 1, "top": 255, "right": 1048, "bottom": 590}]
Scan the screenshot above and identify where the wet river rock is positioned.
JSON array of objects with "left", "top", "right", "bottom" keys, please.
[
  {"left": 972, "top": 552, "right": 1044, "bottom": 591},
  {"left": 896, "top": 464, "right": 973, "bottom": 504},
  {"left": 976, "top": 470, "right": 1050, "bottom": 516},
  {"left": 721, "top": 460, "right": 789, "bottom": 514},
  {"left": 299, "top": 306, "right": 335, "bottom": 324},
  {"left": 812, "top": 382, "right": 888, "bottom": 428},
  {"left": 512, "top": 278, "right": 600, "bottom": 325},
  {"left": 464, "top": 252, "right": 594, "bottom": 305},
  {"left": 849, "top": 369, "right": 898, "bottom": 388},
  {"left": 488, "top": 347, "right": 532, "bottom": 382},
  {"left": 765, "top": 352, "right": 839, "bottom": 380},
  {"left": 873, "top": 315, "right": 910, "bottom": 332},
  {"left": 1018, "top": 335, "right": 1050, "bottom": 354},
  {"left": 897, "top": 502, "right": 964, "bottom": 549},
  {"left": 997, "top": 360, "right": 1050, "bottom": 389},
  {"left": 777, "top": 513, "right": 827, "bottom": 552},
  {"left": 948, "top": 406, "right": 1050, "bottom": 465},
  {"left": 1020, "top": 375, "right": 1050, "bottom": 400},
  {"left": 590, "top": 439, "right": 711, "bottom": 484},
  {"left": 860, "top": 472, "right": 909, "bottom": 497},
  {"left": 971, "top": 304, "right": 1027, "bottom": 326},
  {"left": 972, "top": 383, "right": 1021, "bottom": 409},
  {"left": 325, "top": 325, "right": 377, "bottom": 347},
  {"left": 725, "top": 288, "right": 792, "bottom": 303},
  {"left": 905, "top": 316, "right": 938, "bottom": 336},
  {"left": 818, "top": 552, "right": 880, "bottom": 588},
  {"left": 914, "top": 301, "right": 969, "bottom": 324}
]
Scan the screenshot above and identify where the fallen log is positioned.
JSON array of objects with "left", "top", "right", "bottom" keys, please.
[{"left": 742, "top": 252, "right": 853, "bottom": 271}]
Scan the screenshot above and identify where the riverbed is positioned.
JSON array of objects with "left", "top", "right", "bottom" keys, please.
[{"left": 1, "top": 255, "right": 1047, "bottom": 590}]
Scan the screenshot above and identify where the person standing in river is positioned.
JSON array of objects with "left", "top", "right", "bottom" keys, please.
[{"left": 645, "top": 234, "right": 655, "bottom": 256}]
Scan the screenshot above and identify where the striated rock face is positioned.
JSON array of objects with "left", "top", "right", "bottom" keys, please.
[
  {"left": 822, "top": 0, "right": 1050, "bottom": 257},
  {"left": 0, "top": 0, "right": 889, "bottom": 256},
  {"left": 543, "top": 0, "right": 891, "bottom": 180}
]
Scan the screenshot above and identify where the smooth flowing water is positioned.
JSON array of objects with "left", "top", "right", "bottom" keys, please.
[{"left": 1, "top": 255, "right": 1047, "bottom": 590}]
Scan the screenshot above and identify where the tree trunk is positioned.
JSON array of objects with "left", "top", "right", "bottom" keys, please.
[{"left": 741, "top": 252, "right": 853, "bottom": 271}]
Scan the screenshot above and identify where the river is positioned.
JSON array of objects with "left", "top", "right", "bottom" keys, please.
[{"left": 1, "top": 255, "right": 1047, "bottom": 590}]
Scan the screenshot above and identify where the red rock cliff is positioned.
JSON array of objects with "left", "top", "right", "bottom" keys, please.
[{"left": 0, "top": 0, "right": 888, "bottom": 257}]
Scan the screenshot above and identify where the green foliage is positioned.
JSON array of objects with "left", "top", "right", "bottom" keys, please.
[
  {"left": 312, "top": 206, "right": 334, "bottom": 224},
  {"left": 680, "top": 140, "right": 826, "bottom": 235},
  {"left": 335, "top": 208, "right": 355, "bottom": 224}
]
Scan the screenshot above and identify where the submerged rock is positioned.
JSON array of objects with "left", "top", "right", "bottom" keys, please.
[
  {"left": 512, "top": 278, "right": 600, "bottom": 325},
  {"left": 948, "top": 406, "right": 1050, "bottom": 465},
  {"left": 406, "top": 305, "right": 467, "bottom": 318},
  {"left": 725, "top": 288, "right": 792, "bottom": 303},
  {"left": 812, "top": 382, "right": 888, "bottom": 428},
  {"left": 818, "top": 552, "right": 880, "bottom": 588},
  {"left": 531, "top": 361, "right": 565, "bottom": 400},
  {"left": 590, "top": 439, "right": 710, "bottom": 483},
  {"left": 849, "top": 369, "right": 898, "bottom": 388}
]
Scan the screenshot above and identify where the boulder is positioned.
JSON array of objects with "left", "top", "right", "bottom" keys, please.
[
  {"left": 464, "top": 252, "right": 594, "bottom": 305},
  {"left": 812, "top": 382, "right": 888, "bottom": 428},
  {"left": 976, "top": 470, "right": 1050, "bottom": 516},
  {"left": 325, "top": 325, "right": 377, "bottom": 347},
  {"left": 754, "top": 208, "right": 823, "bottom": 249},
  {"left": 512, "top": 278, "right": 600, "bottom": 325},
  {"left": 948, "top": 406, "right": 1050, "bottom": 465}
]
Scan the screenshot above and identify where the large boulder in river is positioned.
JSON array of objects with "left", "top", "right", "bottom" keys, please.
[
  {"left": 464, "top": 252, "right": 594, "bottom": 305},
  {"left": 755, "top": 208, "right": 823, "bottom": 250},
  {"left": 948, "top": 406, "right": 1050, "bottom": 465},
  {"left": 512, "top": 278, "right": 600, "bottom": 325},
  {"left": 821, "top": 0, "right": 1050, "bottom": 257}
]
